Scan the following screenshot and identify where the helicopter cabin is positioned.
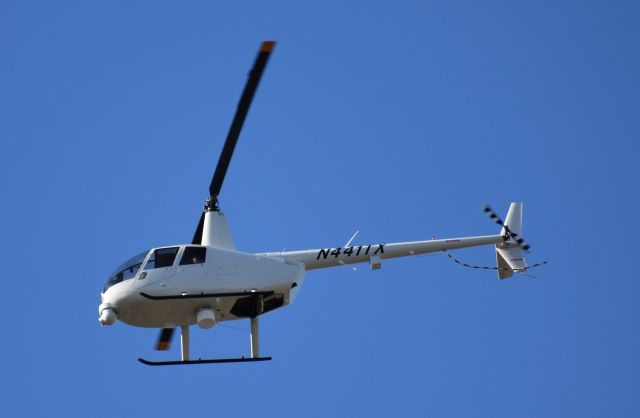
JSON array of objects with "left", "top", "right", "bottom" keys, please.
[{"left": 103, "top": 246, "right": 207, "bottom": 293}]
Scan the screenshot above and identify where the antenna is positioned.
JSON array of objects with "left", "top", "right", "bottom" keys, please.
[{"left": 344, "top": 230, "right": 359, "bottom": 248}]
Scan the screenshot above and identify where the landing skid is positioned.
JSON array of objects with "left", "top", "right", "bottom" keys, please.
[
  {"left": 140, "top": 316, "right": 268, "bottom": 366},
  {"left": 138, "top": 356, "right": 272, "bottom": 366}
]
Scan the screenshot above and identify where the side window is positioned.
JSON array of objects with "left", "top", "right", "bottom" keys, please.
[
  {"left": 144, "top": 247, "right": 180, "bottom": 270},
  {"left": 180, "top": 246, "right": 207, "bottom": 266}
]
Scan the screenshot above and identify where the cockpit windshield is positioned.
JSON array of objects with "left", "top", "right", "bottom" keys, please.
[{"left": 103, "top": 251, "right": 148, "bottom": 293}]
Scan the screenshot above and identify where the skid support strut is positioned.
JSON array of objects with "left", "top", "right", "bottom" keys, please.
[
  {"left": 138, "top": 315, "right": 272, "bottom": 366},
  {"left": 181, "top": 325, "right": 190, "bottom": 361},
  {"left": 250, "top": 317, "right": 260, "bottom": 358}
]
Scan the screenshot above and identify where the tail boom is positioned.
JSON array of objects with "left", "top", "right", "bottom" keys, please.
[{"left": 260, "top": 234, "right": 504, "bottom": 270}]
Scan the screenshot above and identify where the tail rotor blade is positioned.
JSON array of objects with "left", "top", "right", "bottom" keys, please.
[
  {"left": 155, "top": 328, "right": 175, "bottom": 351},
  {"left": 482, "top": 204, "right": 505, "bottom": 227},
  {"left": 482, "top": 204, "right": 532, "bottom": 253}
]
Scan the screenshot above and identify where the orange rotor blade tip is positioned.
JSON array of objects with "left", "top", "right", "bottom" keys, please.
[
  {"left": 156, "top": 341, "right": 170, "bottom": 351},
  {"left": 261, "top": 40, "right": 276, "bottom": 52}
]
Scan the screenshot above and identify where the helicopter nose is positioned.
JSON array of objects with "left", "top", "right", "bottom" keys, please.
[
  {"left": 98, "top": 300, "right": 119, "bottom": 325},
  {"left": 99, "top": 279, "right": 135, "bottom": 325},
  {"left": 99, "top": 302, "right": 117, "bottom": 325}
]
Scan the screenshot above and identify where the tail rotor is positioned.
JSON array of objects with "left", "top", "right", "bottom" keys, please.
[
  {"left": 445, "top": 202, "right": 547, "bottom": 278},
  {"left": 482, "top": 203, "right": 532, "bottom": 253}
]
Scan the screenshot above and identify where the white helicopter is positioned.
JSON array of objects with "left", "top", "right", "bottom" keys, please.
[{"left": 99, "top": 41, "right": 541, "bottom": 366}]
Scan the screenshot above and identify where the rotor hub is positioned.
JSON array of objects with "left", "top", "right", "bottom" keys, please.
[{"left": 204, "top": 196, "right": 220, "bottom": 212}]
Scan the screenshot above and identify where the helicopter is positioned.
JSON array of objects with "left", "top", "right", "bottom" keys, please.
[{"left": 98, "top": 40, "right": 539, "bottom": 366}]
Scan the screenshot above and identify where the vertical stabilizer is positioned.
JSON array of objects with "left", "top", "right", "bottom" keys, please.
[
  {"left": 495, "top": 202, "right": 527, "bottom": 279},
  {"left": 501, "top": 202, "right": 523, "bottom": 238},
  {"left": 496, "top": 246, "right": 528, "bottom": 279}
]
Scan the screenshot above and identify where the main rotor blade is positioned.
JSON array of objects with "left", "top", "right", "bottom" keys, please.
[
  {"left": 155, "top": 328, "right": 175, "bottom": 351},
  {"left": 209, "top": 41, "right": 276, "bottom": 199},
  {"left": 192, "top": 212, "right": 205, "bottom": 245}
]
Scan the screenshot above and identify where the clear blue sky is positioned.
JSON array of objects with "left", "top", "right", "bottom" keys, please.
[{"left": 1, "top": 1, "right": 638, "bottom": 417}]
